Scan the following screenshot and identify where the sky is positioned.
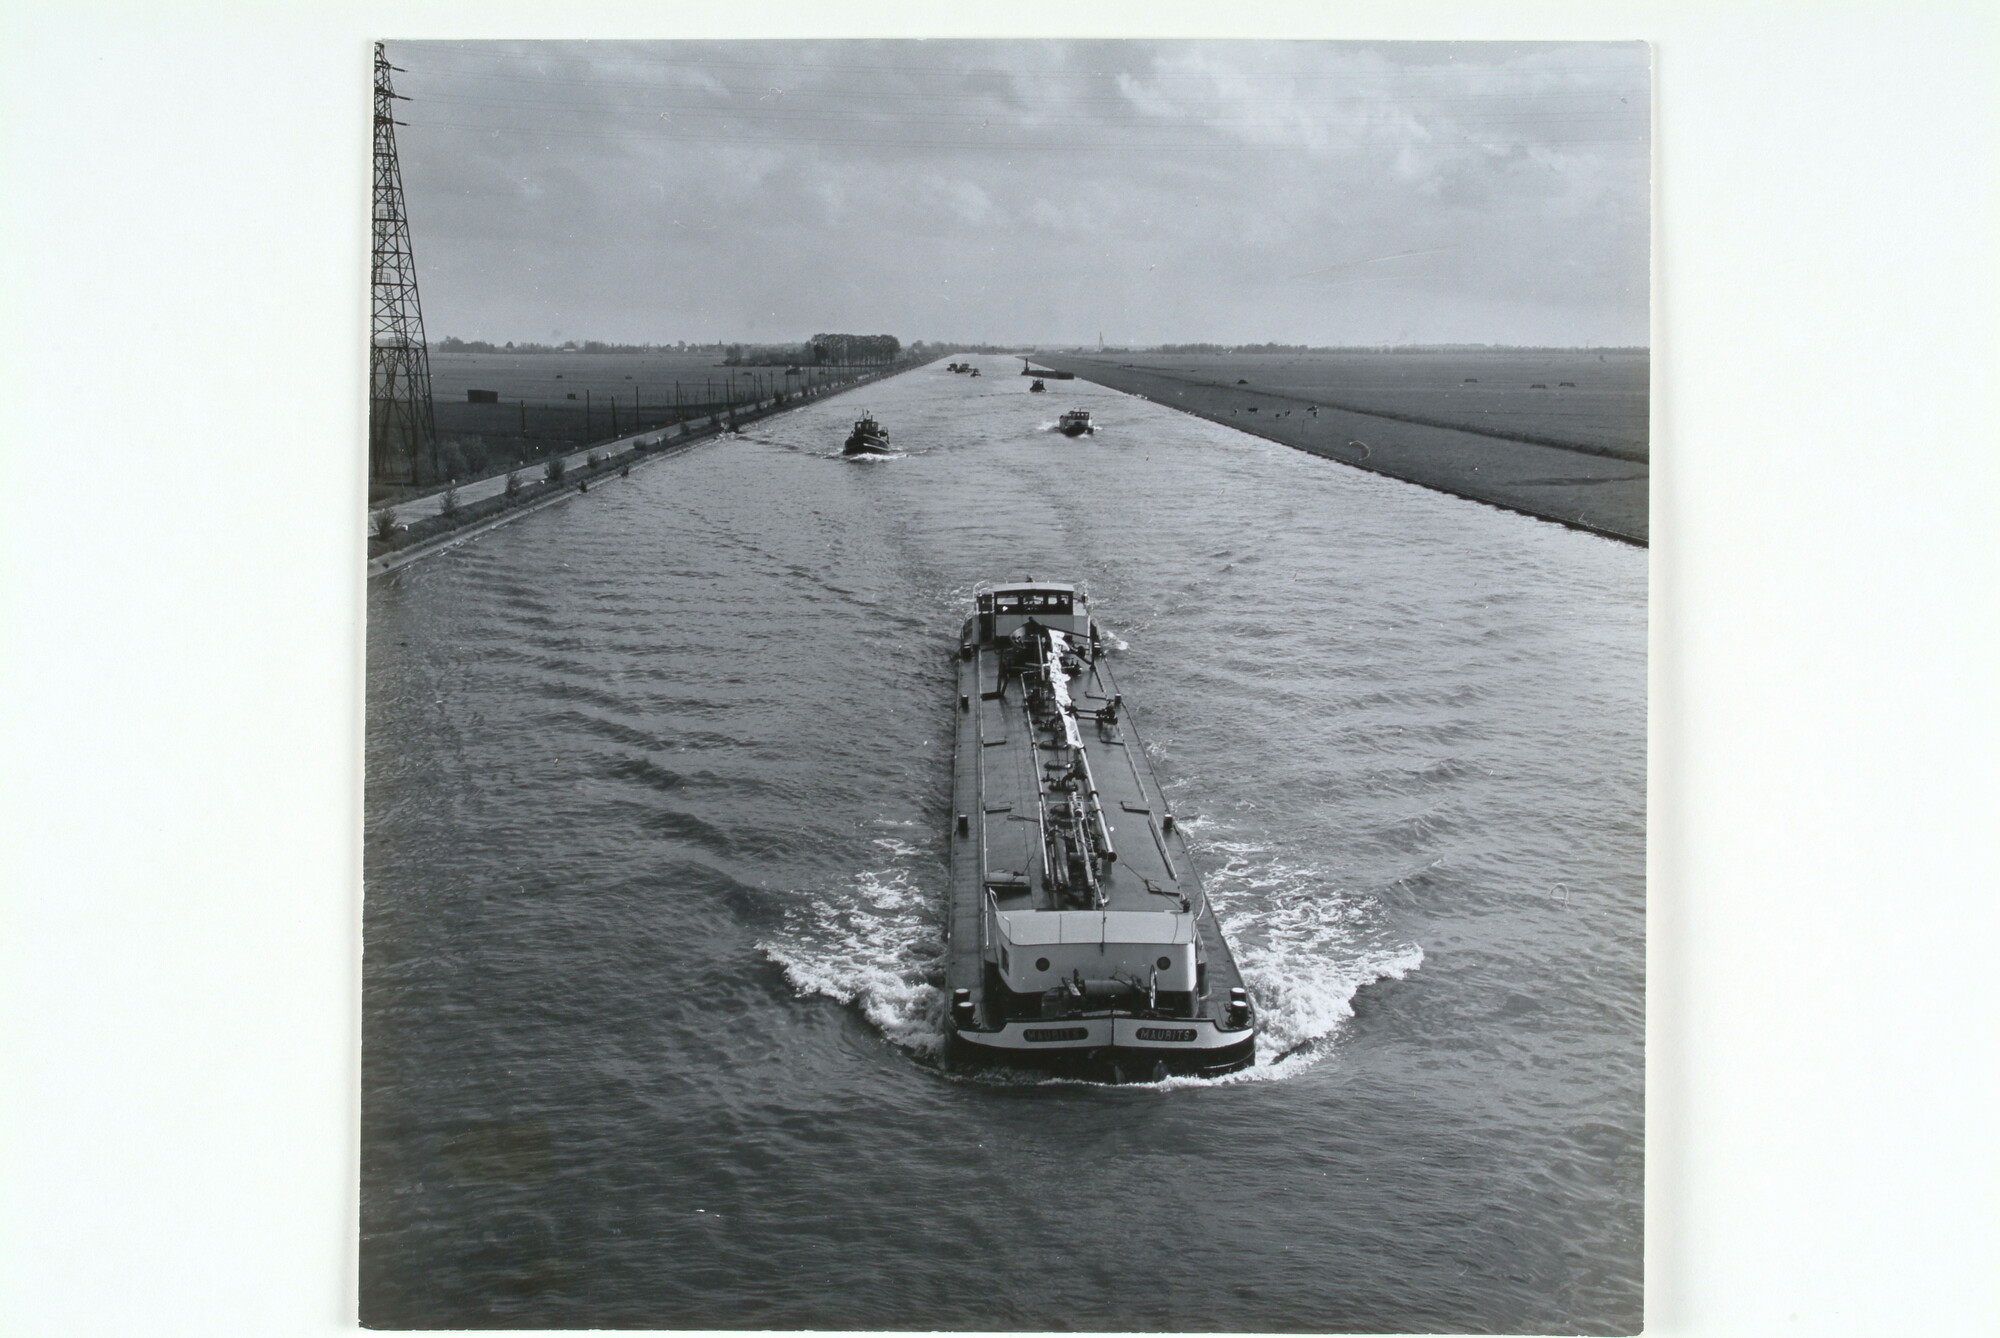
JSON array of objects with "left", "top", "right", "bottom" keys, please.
[{"left": 389, "top": 40, "right": 1651, "bottom": 349}]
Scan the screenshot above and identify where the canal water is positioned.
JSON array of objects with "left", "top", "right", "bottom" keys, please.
[{"left": 363, "top": 355, "right": 1646, "bottom": 1332}]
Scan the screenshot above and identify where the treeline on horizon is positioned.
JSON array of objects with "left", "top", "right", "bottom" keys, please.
[
  {"left": 432, "top": 333, "right": 907, "bottom": 365},
  {"left": 433, "top": 335, "right": 1646, "bottom": 359}
]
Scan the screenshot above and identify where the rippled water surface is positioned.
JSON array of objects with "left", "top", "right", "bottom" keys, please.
[{"left": 363, "top": 356, "right": 1645, "bottom": 1332}]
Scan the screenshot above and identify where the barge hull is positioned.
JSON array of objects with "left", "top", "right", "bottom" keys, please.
[{"left": 944, "top": 586, "right": 1256, "bottom": 1082}]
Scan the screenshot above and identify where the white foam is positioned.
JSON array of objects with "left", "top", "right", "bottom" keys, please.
[
  {"left": 762, "top": 826, "right": 1424, "bottom": 1086},
  {"left": 759, "top": 863, "right": 947, "bottom": 1058},
  {"left": 1200, "top": 834, "right": 1425, "bottom": 1078}
]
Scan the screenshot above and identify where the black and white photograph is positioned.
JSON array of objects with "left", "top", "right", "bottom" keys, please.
[
  {"left": 5, "top": 8, "right": 1995, "bottom": 1338},
  {"left": 362, "top": 38, "right": 1648, "bottom": 1333}
]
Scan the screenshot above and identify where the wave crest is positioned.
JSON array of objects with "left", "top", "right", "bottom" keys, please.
[
  {"left": 1204, "top": 838, "right": 1425, "bottom": 1078},
  {"left": 759, "top": 863, "right": 946, "bottom": 1057}
]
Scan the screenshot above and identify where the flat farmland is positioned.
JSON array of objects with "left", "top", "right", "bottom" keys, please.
[
  {"left": 1071, "top": 350, "right": 1648, "bottom": 458},
  {"left": 1037, "top": 349, "right": 1650, "bottom": 544},
  {"left": 429, "top": 351, "right": 838, "bottom": 408}
]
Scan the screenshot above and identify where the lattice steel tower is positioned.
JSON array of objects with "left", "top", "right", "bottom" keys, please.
[{"left": 370, "top": 42, "right": 438, "bottom": 485}]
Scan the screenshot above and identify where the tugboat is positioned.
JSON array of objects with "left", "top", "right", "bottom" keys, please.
[
  {"left": 1029, "top": 379, "right": 1047, "bottom": 393},
  {"left": 842, "top": 413, "right": 893, "bottom": 456},
  {"left": 1059, "top": 408, "right": 1093, "bottom": 436},
  {"left": 944, "top": 582, "right": 1257, "bottom": 1081},
  {"left": 969, "top": 367, "right": 981, "bottom": 377}
]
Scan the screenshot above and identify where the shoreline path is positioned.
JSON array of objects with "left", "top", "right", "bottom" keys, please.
[{"left": 372, "top": 411, "right": 734, "bottom": 530}]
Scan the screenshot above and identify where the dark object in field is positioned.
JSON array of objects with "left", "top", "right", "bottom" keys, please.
[
  {"left": 1464, "top": 377, "right": 1479, "bottom": 383},
  {"left": 566, "top": 392, "right": 577, "bottom": 400},
  {"left": 1531, "top": 383, "right": 1548, "bottom": 389},
  {"left": 466, "top": 388, "right": 499, "bottom": 403},
  {"left": 1559, "top": 381, "right": 1576, "bottom": 387},
  {"left": 1236, "top": 378, "right": 1249, "bottom": 384}
]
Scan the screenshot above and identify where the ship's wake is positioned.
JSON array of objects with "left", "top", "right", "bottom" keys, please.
[
  {"left": 761, "top": 825, "right": 1421, "bottom": 1086},
  {"left": 760, "top": 842, "right": 948, "bottom": 1059},
  {"left": 1197, "top": 829, "right": 1425, "bottom": 1081}
]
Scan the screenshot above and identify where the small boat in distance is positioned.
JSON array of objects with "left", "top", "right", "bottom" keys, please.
[
  {"left": 843, "top": 414, "right": 893, "bottom": 455},
  {"left": 970, "top": 367, "right": 981, "bottom": 377},
  {"left": 1029, "top": 379, "right": 1047, "bottom": 393},
  {"left": 949, "top": 362, "right": 968, "bottom": 373},
  {"left": 1059, "top": 409, "right": 1094, "bottom": 436}
]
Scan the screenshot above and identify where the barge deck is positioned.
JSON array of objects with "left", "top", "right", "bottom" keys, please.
[{"left": 945, "top": 582, "right": 1256, "bottom": 1081}]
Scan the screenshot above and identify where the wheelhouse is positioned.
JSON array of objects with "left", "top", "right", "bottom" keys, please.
[{"left": 974, "top": 582, "right": 1087, "bottom": 641}]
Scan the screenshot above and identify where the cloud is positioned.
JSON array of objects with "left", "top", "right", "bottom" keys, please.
[{"left": 391, "top": 39, "right": 1650, "bottom": 346}]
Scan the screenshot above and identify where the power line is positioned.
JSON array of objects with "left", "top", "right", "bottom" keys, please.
[{"left": 371, "top": 43, "right": 441, "bottom": 487}]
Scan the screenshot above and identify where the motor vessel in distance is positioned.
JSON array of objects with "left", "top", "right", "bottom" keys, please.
[
  {"left": 1029, "top": 379, "right": 1047, "bottom": 393},
  {"left": 843, "top": 414, "right": 894, "bottom": 455},
  {"left": 945, "top": 582, "right": 1257, "bottom": 1081},
  {"left": 1059, "top": 409, "right": 1094, "bottom": 436}
]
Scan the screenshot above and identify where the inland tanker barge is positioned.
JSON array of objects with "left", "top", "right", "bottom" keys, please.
[{"left": 945, "top": 582, "right": 1257, "bottom": 1081}]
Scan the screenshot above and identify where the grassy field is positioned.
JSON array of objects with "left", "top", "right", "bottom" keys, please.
[
  {"left": 1075, "top": 350, "right": 1648, "bottom": 458},
  {"left": 392, "top": 352, "right": 887, "bottom": 493},
  {"left": 1037, "top": 349, "right": 1650, "bottom": 543},
  {"left": 428, "top": 350, "right": 850, "bottom": 410}
]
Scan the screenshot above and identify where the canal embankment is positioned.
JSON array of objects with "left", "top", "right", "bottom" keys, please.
[
  {"left": 1032, "top": 353, "right": 1648, "bottom": 545},
  {"left": 367, "top": 360, "right": 912, "bottom": 578}
]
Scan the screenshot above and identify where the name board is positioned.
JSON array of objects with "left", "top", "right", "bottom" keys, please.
[
  {"left": 1023, "top": 1027, "right": 1090, "bottom": 1043},
  {"left": 1135, "top": 1028, "right": 1198, "bottom": 1043}
]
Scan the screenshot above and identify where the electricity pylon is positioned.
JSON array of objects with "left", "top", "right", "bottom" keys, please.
[{"left": 370, "top": 42, "right": 439, "bottom": 485}]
